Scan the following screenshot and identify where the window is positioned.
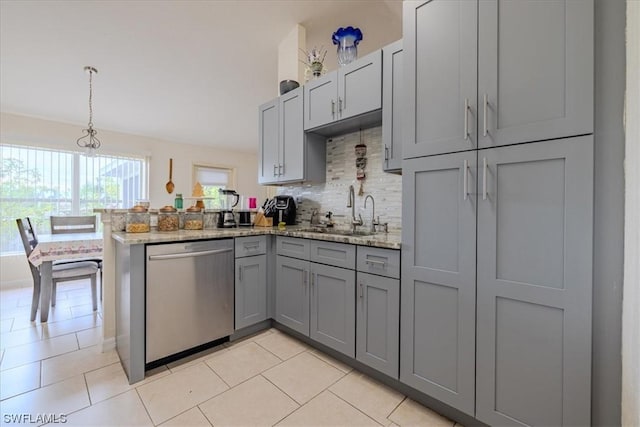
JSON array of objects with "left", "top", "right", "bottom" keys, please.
[
  {"left": 192, "top": 164, "right": 234, "bottom": 208},
  {"left": 1, "top": 144, "right": 147, "bottom": 253}
]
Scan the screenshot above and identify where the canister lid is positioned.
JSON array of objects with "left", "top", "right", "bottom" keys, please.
[
  {"left": 186, "top": 206, "right": 202, "bottom": 212},
  {"left": 129, "top": 205, "right": 148, "bottom": 213},
  {"left": 159, "top": 205, "right": 177, "bottom": 213}
]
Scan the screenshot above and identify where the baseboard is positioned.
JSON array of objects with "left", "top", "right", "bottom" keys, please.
[{"left": 101, "top": 336, "right": 116, "bottom": 352}]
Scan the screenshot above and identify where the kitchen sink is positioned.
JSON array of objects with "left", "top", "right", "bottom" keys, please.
[{"left": 299, "top": 227, "right": 375, "bottom": 237}]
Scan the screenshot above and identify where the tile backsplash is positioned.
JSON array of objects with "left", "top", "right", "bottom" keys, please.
[{"left": 277, "top": 126, "right": 402, "bottom": 232}]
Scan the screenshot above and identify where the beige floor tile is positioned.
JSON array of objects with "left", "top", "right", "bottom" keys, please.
[
  {"left": 330, "top": 371, "right": 405, "bottom": 426},
  {"left": 167, "top": 343, "right": 228, "bottom": 372},
  {"left": 0, "top": 375, "right": 89, "bottom": 426},
  {"left": 160, "top": 407, "right": 212, "bottom": 426},
  {"left": 205, "top": 341, "right": 281, "bottom": 386},
  {"left": 0, "top": 361, "right": 41, "bottom": 400},
  {"left": 62, "top": 389, "right": 153, "bottom": 426},
  {"left": 76, "top": 327, "right": 102, "bottom": 348},
  {"left": 225, "top": 328, "right": 275, "bottom": 349},
  {"left": 41, "top": 346, "right": 119, "bottom": 386},
  {"left": 277, "top": 390, "right": 379, "bottom": 426},
  {"left": 85, "top": 362, "right": 170, "bottom": 404},
  {"left": 199, "top": 375, "right": 299, "bottom": 426},
  {"left": 9, "top": 307, "right": 74, "bottom": 331},
  {"left": 388, "top": 398, "right": 455, "bottom": 427},
  {"left": 0, "top": 318, "right": 14, "bottom": 333},
  {"left": 0, "top": 333, "right": 78, "bottom": 371},
  {"left": 0, "top": 324, "right": 44, "bottom": 349},
  {"left": 309, "top": 348, "right": 354, "bottom": 373},
  {"left": 256, "top": 330, "right": 308, "bottom": 360},
  {"left": 69, "top": 304, "right": 97, "bottom": 318},
  {"left": 42, "top": 313, "right": 102, "bottom": 339},
  {"left": 263, "top": 351, "right": 346, "bottom": 404},
  {"left": 137, "top": 363, "right": 228, "bottom": 425}
]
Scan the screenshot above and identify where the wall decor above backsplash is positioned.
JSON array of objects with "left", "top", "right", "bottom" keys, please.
[{"left": 276, "top": 126, "right": 402, "bottom": 232}]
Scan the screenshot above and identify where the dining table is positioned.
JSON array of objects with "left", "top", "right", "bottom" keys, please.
[{"left": 27, "top": 232, "right": 103, "bottom": 322}]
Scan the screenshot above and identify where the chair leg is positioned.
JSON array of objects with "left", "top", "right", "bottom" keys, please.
[
  {"left": 30, "top": 275, "right": 41, "bottom": 322},
  {"left": 51, "top": 281, "right": 57, "bottom": 307},
  {"left": 99, "top": 266, "right": 103, "bottom": 302},
  {"left": 91, "top": 274, "right": 98, "bottom": 311}
]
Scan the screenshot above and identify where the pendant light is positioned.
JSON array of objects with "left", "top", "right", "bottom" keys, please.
[{"left": 76, "top": 66, "right": 101, "bottom": 156}]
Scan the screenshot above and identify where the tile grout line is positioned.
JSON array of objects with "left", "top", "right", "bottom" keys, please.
[
  {"left": 326, "top": 388, "right": 386, "bottom": 427},
  {"left": 386, "top": 395, "right": 408, "bottom": 423}
]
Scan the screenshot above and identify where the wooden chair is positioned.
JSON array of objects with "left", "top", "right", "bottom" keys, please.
[
  {"left": 17, "top": 218, "right": 99, "bottom": 321},
  {"left": 50, "top": 215, "right": 103, "bottom": 298}
]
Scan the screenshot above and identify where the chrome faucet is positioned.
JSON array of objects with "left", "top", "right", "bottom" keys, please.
[
  {"left": 364, "top": 195, "right": 379, "bottom": 233},
  {"left": 347, "top": 185, "right": 363, "bottom": 233}
]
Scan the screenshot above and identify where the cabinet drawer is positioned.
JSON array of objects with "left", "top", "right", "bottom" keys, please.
[
  {"left": 357, "top": 247, "right": 400, "bottom": 278},
  {"left": 309, "top": 240, "right": 355, "bottom": 269},
  {"left": 235, "top": 236, "right": 267, "bottom": 257},
  {"left": 276, "top": 236, "right": 310, "bottom": 260}
]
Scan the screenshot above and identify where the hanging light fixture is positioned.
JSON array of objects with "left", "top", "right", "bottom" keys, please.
[{"left": 76, "top": 66, "right": 101, "bottom": 155}]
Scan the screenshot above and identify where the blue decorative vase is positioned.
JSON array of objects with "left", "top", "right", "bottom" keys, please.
[{"left": 332, "top": 26, "right": 363, "bottom": 66}]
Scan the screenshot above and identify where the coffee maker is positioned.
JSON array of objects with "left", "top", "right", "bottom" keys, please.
[
  {"left": 217, "top": 189, "right": 239, "bottom": 228},
  {"left": 273, "top": 195, "right": 297, "bottom": 225}
]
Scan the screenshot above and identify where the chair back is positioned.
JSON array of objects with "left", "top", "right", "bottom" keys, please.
[
  {"left": 16, "top": 217, "right": 38, "bottom": 257},
  {"left": 50, "top": 215, "right": 97, "bottom": 234}
]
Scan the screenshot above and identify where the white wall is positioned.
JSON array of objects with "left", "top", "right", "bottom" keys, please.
[
  {"left": 0, "top": 112, "right": 266, "bottom": 288},
  {"left": 622, "top": 1, "right": 640, "bottom": 424}
]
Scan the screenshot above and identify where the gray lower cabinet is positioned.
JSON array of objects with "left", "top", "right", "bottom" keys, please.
[
  {"left": 400, "top": 151, "right": 477, "bottom": 416},
  {"left": 309, "top": 263, "right": 356, "bottom": 357},
  {"left": 234, "top": 255, "right": 267, "bottom": 330},
  {"left": 382, "top": 39, "right": 403, "bottom": 173},
  {"left": 356, "top": 272, "right": 399, "bottom": 379},
  {"left": 475, "top": 136, "right": 593, "bottom": 426},
  {"left": 275, "top": 255, "right": 310, "bottom": 336}
]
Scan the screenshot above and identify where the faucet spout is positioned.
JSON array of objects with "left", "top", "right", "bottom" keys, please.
[
  {"left": 348, "top": 185, "right": 363, "bottom": 233},
  {"left": 364, "top": 195, "right": 376, "bottom": 232}
]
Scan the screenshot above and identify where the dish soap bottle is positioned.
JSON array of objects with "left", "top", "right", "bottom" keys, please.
[{"left": 174, "top": 193, "right": 183, "bottom": 209}]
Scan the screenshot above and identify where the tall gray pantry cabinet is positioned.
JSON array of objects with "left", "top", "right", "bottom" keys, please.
[{"left": 402, "top": 1, "right": 594, "bottom": 426}]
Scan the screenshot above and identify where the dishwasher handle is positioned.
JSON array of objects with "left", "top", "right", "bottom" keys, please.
[{"left": 148, "top": 247, "right": 232, "bottom": 261}]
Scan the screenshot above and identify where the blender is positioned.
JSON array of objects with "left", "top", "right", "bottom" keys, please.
[{"left": 217, "top": 189, "right": 240, "bottom": 228}]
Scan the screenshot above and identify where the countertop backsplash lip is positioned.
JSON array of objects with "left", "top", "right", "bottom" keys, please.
[{"left": 276, "top": 126, "right": 402, "bottom": 233}]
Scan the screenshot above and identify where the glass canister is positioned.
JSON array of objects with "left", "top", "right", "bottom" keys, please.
[
  {"left": 203, "top": 209, "right": 218, "bottom": 229},
  {"left": 126, "top": 206, "right": 150, "bottom": 233},
  {"left": 157, "top": 206, "right": 179, "bottom": 232},
  {"left": 184, "top": 206, "right": 203, "bottom": 230}
]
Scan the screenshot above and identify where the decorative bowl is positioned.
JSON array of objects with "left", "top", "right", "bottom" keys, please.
[{"left": 279, "top": 80, "right": 300, "bottom": 95}]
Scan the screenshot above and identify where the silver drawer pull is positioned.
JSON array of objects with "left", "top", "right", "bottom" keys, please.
[
  {"left": 244, "top": 243, "right": 260, "bottom": 250},
  {"left": 365, "top": 258, "right": 386, "bottom": 267},
  {"left": 149, "top": 248, "right": 232, "bottom": 261}
]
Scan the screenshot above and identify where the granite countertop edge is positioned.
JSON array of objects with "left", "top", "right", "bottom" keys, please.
[{"left": 111, "top": 226, "right": 401, "bottom": 250}]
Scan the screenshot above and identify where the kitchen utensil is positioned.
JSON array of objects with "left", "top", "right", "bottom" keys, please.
[{"left": 166, "top": 158, "right": 175, "bottom": 194}]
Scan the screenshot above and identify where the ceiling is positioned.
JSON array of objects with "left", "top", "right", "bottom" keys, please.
[{"left": 0, "top": 0, "right": 402, "bottom": 152}]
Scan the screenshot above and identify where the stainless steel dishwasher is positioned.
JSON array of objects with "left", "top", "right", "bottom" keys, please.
[{"left": 146, "top": 239, "right": 233, "bottom": 364}]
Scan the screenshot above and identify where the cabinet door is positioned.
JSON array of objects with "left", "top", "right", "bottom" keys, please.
[
  {"left": 476, "top": 136, "right": 593, "bottom": 426},
  {"left": 258, "top": 99, "right": 280, "bottom": 184},
  {"left": 403, "top": 0, "right": 477, "bottom": 159},
  {"left": 275, "top": 256, "right": 310, "bottom": 336},
  {"left": 279, "top": 87, "right": 304, "bottom": 182},
  {"left": 356, "top": 272, "right": 399, "bottom": 379},
  {"left": 338, "top": 50, "right": 382, "bottom": 121},
  {"left": 400, "top": 152, "right": 477, "bottom": 415},
  {"left": 304, "top": 71, "right": 338, "bottom": 130},
  {"left": 235, "top": 255, "right": 267, "bottom": 330},
  {"left": 309, "top": 263, "right": 356, "bottom": 357},
  {"left": 478, "top": 0, "right": 593, "bottom": 149},
  {"left": 382, "top": 40, "right": 403, "bottom": 173}
]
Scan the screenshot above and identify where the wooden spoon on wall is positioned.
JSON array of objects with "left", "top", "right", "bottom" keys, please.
[{"left": 166, "top": 158, "right": 175, "bottom": 194}]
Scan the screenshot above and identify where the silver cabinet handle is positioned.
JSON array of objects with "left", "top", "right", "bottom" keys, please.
[
  {"left": 278, "top": 164, "right": 283, "bottom": 176},
  {"left": 365, "top": 258, "right": 386, "bottom": 267},
  {"left": 273, "top": 164, "right": 277, "bottom": 177},
  {"left": 483, "top": 157, "right": 488, "bottom": 201},
  {"left": 359, "top": 283, "right": 364, "bottom": 298},
  {"left": 463, "top": 159, "right": 469, "bottom": 201},
  {"left": 238, "top": 265, "right": 243, "bottom": 282},
  {"left": 311, "top": 272, "right": 315, "bottom": 287},
  {"left": 464, "top": 98, "right": 470, "bottom": 140},
  {"left": 483, "top": 93, "right": 488, "bottom": 137},
  {"left": 331, "top": 99, "right": 335, "bottom": 117},
  {"left": 384, "top": 145, "right": 389, "bottom": 162},
  {"left": 303, "top": 270, "right": 308, "bottom": 286},
  {"left": 338, "top": 97, "right": 343, "bottom": 115},
  {"left": 148, "top": 248, "right": 232, "bottom": 261},
  {"left": 244, "top": 243, "right": 260, "bottom": 250}
]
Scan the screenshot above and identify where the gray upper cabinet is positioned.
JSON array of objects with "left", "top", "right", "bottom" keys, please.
[
  {"left": 356, "top": 272, "right": 399, "bottom": 379},
  {"left": 403, "top": 0, "right": 593, "bottom": 158},
  {"left": 403, "top": 0, "right": 478, "bottom": 159},
  {"left": 382, "top": 40, "right": 403, "bottom": 173},
  {"left": 258, "top": 88, "right": 326, "bottom": 185},
  {"left": 309, "top": 263, "right": 356, "bottom": 357},
  {"left": 275, "top": 255, "right": 310, "bottom": 336},
  {"left": 304, "top": 50, "right": 382, "bottom": 132},
  {"left": 258, "top": 99, "right": 280, "bottom": 184},
  {"left": 477, "top": 0, "right": 594, "bottom": 148},
  {"left": 475, "top": 136, "right": 593, "bottom": 426},
  {"left": 400, "top": 151, "right": 477, "bottom": 416},
  {"left": 235, "top": 255, "right": 267, "bottom": 330}
]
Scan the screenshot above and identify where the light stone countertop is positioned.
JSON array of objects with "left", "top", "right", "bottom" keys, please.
[{"left": 111, "top": 225, "right": 401, "bottom": 249}]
